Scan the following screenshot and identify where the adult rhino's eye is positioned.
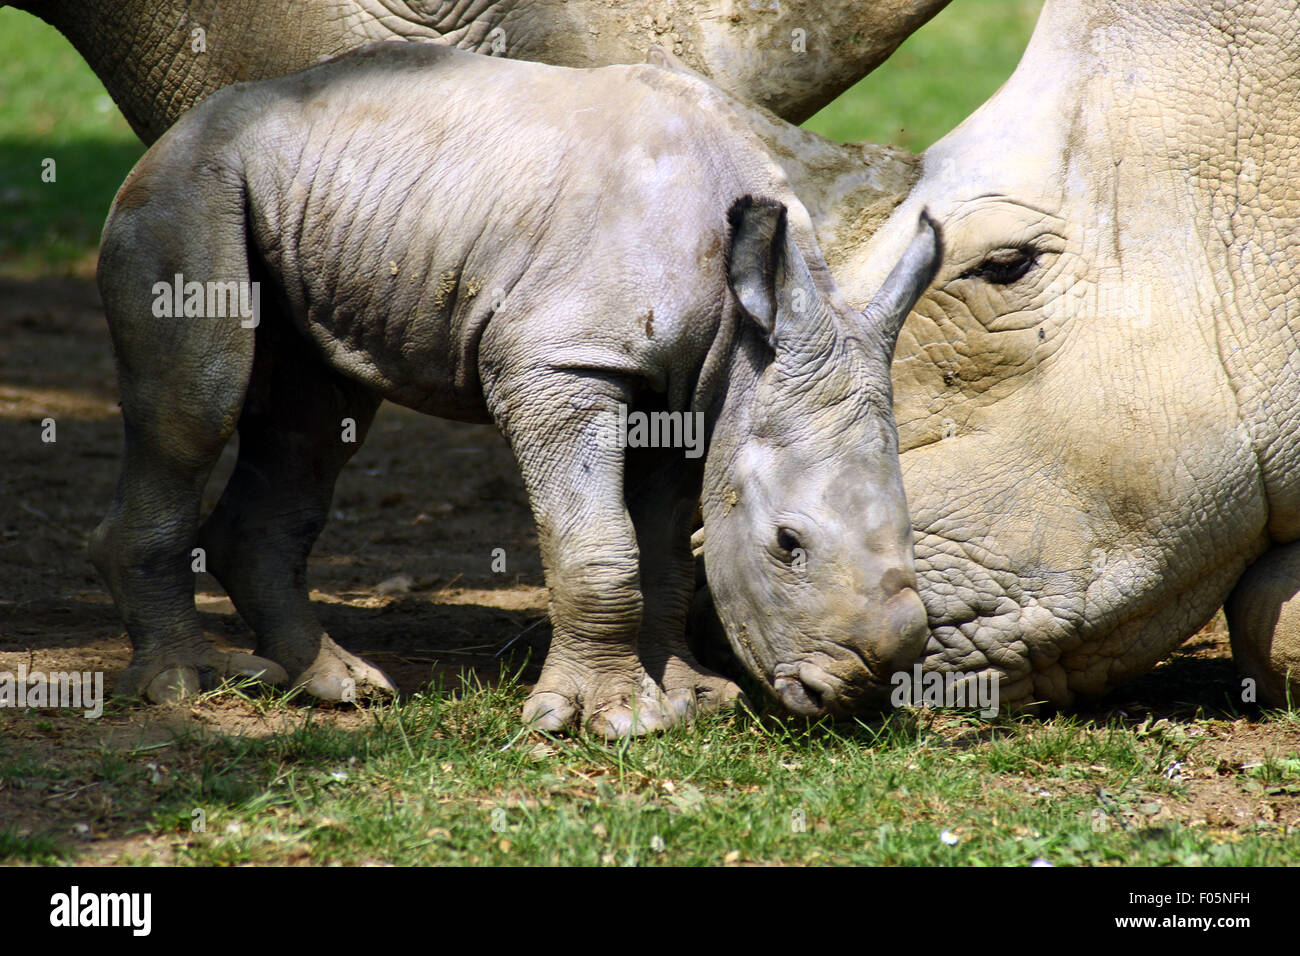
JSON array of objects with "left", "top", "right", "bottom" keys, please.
[
  {"left": 960, "top": 246, "right": 1039, "bottom": 285},
  {"left": 776, "top": 527, "right": 802, "bottom": 556}
]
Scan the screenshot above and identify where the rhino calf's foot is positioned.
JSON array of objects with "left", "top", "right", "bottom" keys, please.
[
  {"left": 657, "top": 657, "right": 746, "bottom": 720},
  {"left": 116, "top": 645, "right": 288, "bottom": 704},
  {"left": 523, "top": 658, "right": 677, "bottom": 738}
]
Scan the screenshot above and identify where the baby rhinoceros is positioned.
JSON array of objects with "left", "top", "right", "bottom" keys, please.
[{"left": 92, "top": 42, "right": 940, "bottom": 735}]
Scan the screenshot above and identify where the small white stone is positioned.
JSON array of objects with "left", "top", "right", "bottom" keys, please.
[{"left": 376, "top": 574, "right": 414, "bottom": 596}]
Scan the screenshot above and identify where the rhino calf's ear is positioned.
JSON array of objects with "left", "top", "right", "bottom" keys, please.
[
  {"left": 727, "top": 195, "right": 788, "bottom": 347},
  {"left": 861, "top": 208, "right": 944, "bottom": 348}
]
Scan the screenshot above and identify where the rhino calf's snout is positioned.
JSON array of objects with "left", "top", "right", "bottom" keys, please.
[
  {"left": 784, "top": 577, "right": 929, "bottom": 718},
  {"left": 771, "top": 582, "right": 929, "bottom": 719}
]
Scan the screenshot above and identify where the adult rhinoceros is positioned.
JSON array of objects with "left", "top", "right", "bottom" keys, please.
[{"left": 824, "top": 0, "right": 1300, "bottom": 710}]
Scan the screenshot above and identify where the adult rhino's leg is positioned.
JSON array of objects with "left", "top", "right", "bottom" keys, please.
[
  {"left": 624, "top": 446, "right": 744, "bottom": 720},
  {"left": 1225, "top": 542, "right": 1300, "bottom": 709},
  {"left": 485, "top": 367, "right": 675, "bottom": 737},
  {"left": 197, "top": 313, "right": 394, "bottom": 703},
  {"left": 91, "top": 180, "right": 287, "bottom": 702}
]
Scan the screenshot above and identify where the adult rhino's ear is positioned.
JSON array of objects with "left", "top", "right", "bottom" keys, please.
[{"left": 727, "top": 196, "right": 788, "bottom": 348}]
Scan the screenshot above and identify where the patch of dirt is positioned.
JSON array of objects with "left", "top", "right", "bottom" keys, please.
[
  {"left": 0, "top": 275, "right": 555, "bottom": 851},
  {"left": 919, "top": 621, "right": 1300, "bottom": 841},
  {"left": 0, "top": 274, "right": 553, "bottom": 693}
]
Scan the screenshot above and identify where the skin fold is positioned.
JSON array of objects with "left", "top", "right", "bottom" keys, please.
[{"left": 90, "top": 43, "right": 941, "bottom": 732}]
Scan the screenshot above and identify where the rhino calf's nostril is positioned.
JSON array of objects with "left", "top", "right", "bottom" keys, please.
[{"left": 878, "top": 565, "right": 916, "bottom": 596}]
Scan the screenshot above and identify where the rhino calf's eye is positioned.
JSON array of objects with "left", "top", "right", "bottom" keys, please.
[{"left": 961, "top": 246, "right": 1039, "bottom": 285}]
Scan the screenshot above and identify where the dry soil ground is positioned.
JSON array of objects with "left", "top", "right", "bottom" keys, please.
[{"left": 0, "top": 271, "right": 556, "bottom": 686}]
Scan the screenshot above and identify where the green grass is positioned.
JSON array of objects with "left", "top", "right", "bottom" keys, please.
[
  {"left": 803, "top": 0, "right": 1045, "bottom": 149},
  {"left": 4, "top": 672, "right": 1295, "bottom": 866},
  {"left": 0, "top": 7, "right": 143, "bottom": 275},
  {"left": 0, "top": 2, "right": 1042, "bottom": 274},
  {"left": 0, "top": 826, "right": 71, "bottom": 864}
]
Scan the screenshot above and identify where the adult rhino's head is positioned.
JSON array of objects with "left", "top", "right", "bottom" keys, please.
[
  {"left": 703, "top": 197, "right": 941, "bottom": 716},
  {"left": 833, "top": 0, "right": 1299, "bottom": 709}
]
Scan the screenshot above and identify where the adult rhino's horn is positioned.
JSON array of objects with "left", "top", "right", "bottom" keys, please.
[{"left": 861, "top": 210, "right": 943, "bottom": 349}]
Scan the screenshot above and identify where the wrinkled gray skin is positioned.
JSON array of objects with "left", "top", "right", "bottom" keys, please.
[
  {"left": 91, "top": 43, "right": 940, "bottom": 734},
  {"left": 830, "top": 0, "right": 1300, "bottom": 710}
]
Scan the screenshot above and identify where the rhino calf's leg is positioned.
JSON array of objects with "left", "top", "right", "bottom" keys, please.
[
  {"left": 625, "top": 446, "right": 744, "bottom": 719},
  {"left": 1225, "top": 541, "right": 1300, "bottom": 709},
  {"left": 90, "top": 435, "right": 290, "bottom": 702},
  {"left": 489, "top": 369, "right": 677, "bottom": 737},
  {"left": 91, "top": 202, "right": 287, "bottom": 701},
  {"left": 198, "top": 318, "right": 396, "bottom": 702}
]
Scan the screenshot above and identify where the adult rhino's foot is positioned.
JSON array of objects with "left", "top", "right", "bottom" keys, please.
[
  {"left": 116, "top": 646, "right": 288, "bottom": 704},
  {"left": 523, "top": 658, "right": 677, "bottom": 738},
  {"left": 1227, "top": 542, "right": 1300, "bottom": 709},
  {"left": 658, "top": 656, "right": 747, "bottom": 721},
  {"left": 276, "top": 633, "right": 397, "bottom": 703}
]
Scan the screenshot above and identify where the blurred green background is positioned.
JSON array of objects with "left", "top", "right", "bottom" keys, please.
[
  {"left": 0, "top": 0, "right": 1042, "bottom": 276},
  {"left": 804, "top": 0, "right": 1044, "bottom": 145}
]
